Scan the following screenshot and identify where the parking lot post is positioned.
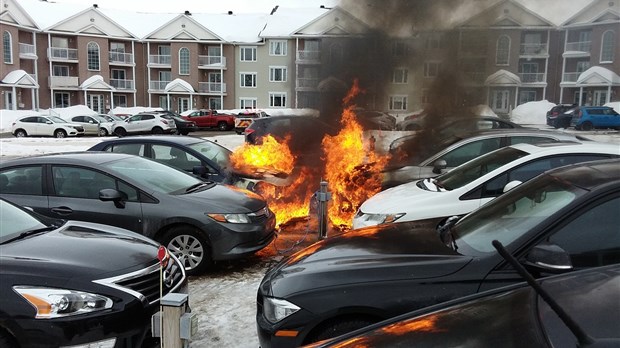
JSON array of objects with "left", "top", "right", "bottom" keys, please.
[
  {"left": 152, "top": 293, "right": 196, "bottom": 348},
  {"left": 317, "top": 181, "right": 331, "bottom": 240}
]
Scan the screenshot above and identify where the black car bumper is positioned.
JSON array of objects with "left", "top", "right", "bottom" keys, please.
[{"left": 210, "top": 211, "right": 277, "bottom": 260}]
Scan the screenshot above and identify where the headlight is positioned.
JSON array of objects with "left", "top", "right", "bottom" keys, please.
[
  {"left": 207, "top": 213, "right": 251, "bottom": 224},
  {"left": 13, "top": 286, "right": 113, "bottom": 319},
  {"left": 356, "top": 212, "right": 405, "bottom": 226},
  {"left": 263, "top": 297, "right": 300, "bottom": 324}
]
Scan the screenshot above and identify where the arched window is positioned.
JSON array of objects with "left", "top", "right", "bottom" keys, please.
[
  {"left": 179, "top": 47, "right": 190, "bottom": 75},
  {"left": 601, "top": 30, "right": 615, "bottom": 62},
  {"left": 87, "top": 42, "right": 100, "bottom": 70},
  {"left": 3, "top": 31, "right": 12, "bottom": 64},
  {"left": 496, "top": 35, "right": 510, "bottom": 65}
]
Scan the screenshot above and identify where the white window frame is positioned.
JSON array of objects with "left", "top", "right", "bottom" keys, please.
[
  {"left": 269, "top": 92, "right": 286, "bottom": 108},
  {"left": 240, "top": 98, "right": 257, "bottom": 109},
  {"left": 424, "top": 61, "right": 441, "bottom": 78},
  {"left": 518, "top": 90, "right": 537, "bottom": 104},
  {"left": 392, "top": 68, "right": 408, "bottom": 84},
  {"left": 600, "top": 30, "right": 615, "bottom": 63},
  {"left": 240, "top": 72, "right": 257, "bottom": 88},
  {"left": 87, "top": 41, "right": 100, "bottom": 71},
  {"left": 159, "top": 96, "right": 168, "bottom": 109},
  {"left": 269, "top": 66, "right": 287, "bottom": 82},
  {"left": 113, "top": 95, "right": 127, "bottom": 108},
  {"left": 240, "top": 46, "right": 257, "bottom": 62},
  {"left": 209, "top": 97, "right": 222, "bottom": 110},
  {"left": 269, "top": 40, "right": 287, "bottom": 56},
  {"left": 389, "top": 95, "right": 408, "bottom": 111},
  {"left": 179, "top": 47, "right": 190, "bottom": 75},
  {"left": 3, "top": 31, "right": 12, "bottom": 64},
  {"left": 496, "top": 35, "right": 510, "bottom": 66},
  {"left": 54, "top": 92, "right": 70, "bottom": 108},
  {"left": 53, "top": 65, "right": 69, "bottom": 76}
]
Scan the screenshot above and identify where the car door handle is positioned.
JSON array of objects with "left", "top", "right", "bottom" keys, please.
[{"left": 51, "top": 206, "right": 73, "bottom": 215}]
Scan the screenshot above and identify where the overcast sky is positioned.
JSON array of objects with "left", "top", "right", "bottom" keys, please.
[{"left": 53, "top": 0, "right": 340, "bottom": 13}]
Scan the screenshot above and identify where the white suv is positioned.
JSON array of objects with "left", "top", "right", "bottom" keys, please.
[
  {"left": 112, "top": 113, "right": 177, "bottom": 136},
  {"left": 12, "top": 115, "right": 84, "bottom": 138}
]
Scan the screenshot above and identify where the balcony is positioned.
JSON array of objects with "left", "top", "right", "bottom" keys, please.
[
  {"left": 518, "top": 72, "right": 546, "bottom": 84},
  {"left": 149, "top": 80, "right": 170, "bottom": 91},
  {"left": 562, "top": 72, "right": 581, "bottom": 83},
  {"left": 148, "top": 55, "right": 172, "bottom": 66},
  {"left": 296, "top": 50, "right": 320, "bottom": 63},
  {"left": 296, "top": 77, "right": 320, "bottom": 90},
  {"left": 198, "top": 82, "right": 226, "bottom": 93},
  {"left": 19, "top": 43, "right": 37, "bottom": 59},
  {"left": 519, "top": 43, "right": 548, "bottom": 56},
  {"left": 48, "top": 76, "right": 79, "bottom": 88},
  {"left": 48, "top": 47, "right": 78, "bottom": 62},
  {"left": 198, "top": 55, "right": 226, "bottom": 69},
  {"left": 109, "top": 52, "right": 134, "bottom": 65},
  {"left": 563, "top": 41, "right": 591, "bottom": 57},
  {"left": 110, "top": 79, "right": 134, "bottom": 90}
]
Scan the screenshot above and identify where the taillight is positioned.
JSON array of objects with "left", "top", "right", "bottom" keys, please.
[
  {"left": 245, "top": 128, "right": 256, "bottom": 136},
  {"left": 161, "top": 119, "right": 169, "bottom": 125}
]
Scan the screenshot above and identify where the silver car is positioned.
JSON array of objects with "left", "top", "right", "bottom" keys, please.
[{"left": 68, "top": 114, "right": 115, "bottom": 136}]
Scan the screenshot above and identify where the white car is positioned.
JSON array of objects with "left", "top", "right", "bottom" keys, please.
[
  {"left": 67, "top": 114, "right": 115, "bottom": 136},
  {"left": 11, "top": 115, "right": 84, "bottom": 138},
  {"left": 112, "top": 112, "right": 177, "bottom": 136},
  {"left": 353, "top": 141, "right": 620, "bottom": 229}
]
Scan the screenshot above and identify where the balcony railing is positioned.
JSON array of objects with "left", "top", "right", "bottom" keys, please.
[
  {"left": 198, "top": 55, "right": 226, "bottom": 68},
  {"left": 562, "top": 72, "right": 581, "bottom": 83},
  {"left": 49, "top": 76, "right": 79, "bottom": 88},
  {"left": 518, "top": 73, "right": 546, "bottom": 83},
  {"left": 565, "top": 41, "right": 591, "bottom": 53},
  {"left": 520, "top": 43, "right": 548, "bottom": 55},
  {"left": 198, "top": 82, "right": 226, "bottom": 93},
  {"left": 110, "top": 79, "right": 134, "bottom": 90},
  {"left": 297, "top": 77, "right": 320, "bottom": 89},
  {"left": 296, "top": 50, "right": 320, "bottom": 62},
  {"left": 463, "top": 72, "right": 486, "bottom": 83},
  {"left": 48, "top": 47, "right": 78, "bottom": 61},
  {"left": 109, "top": 52, "right": 134, "bottom": 64},
  {"left": 150, "top": 80, "right": 170, "bottom": 91},
  {"left": 148, "top": 55, "right": 172, "bottom": 66},
  {"left": 19, "top": 43, "right": 37, "bottom": 59}
]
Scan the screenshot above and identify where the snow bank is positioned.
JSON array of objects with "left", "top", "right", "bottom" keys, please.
[
  {"left": 510, "top": 100, "right": 555, "bottom": 125},
  {"left": 604, "top": 101, "right": 620, "bottom": 112},
  {"left": 110, "top": 106, "right": 163, "bottom": 116}
]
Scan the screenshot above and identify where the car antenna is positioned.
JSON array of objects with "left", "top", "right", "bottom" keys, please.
[{"left": 491, "top": 240, "right": 617, "bottom": 348}]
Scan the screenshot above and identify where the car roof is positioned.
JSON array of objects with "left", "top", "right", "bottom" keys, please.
[
  {"left": 507, "top": 140, "right": 620, "bottom": 155},
  {"left": 95, "top": 135, "right": 208, "bottom": 146},
  {"left": 393, "top": 128, "right": 591, "bottom": 145},
  {"left": 546, "top": 158, "right": 620, "bottom": 190},
  {"left": 0, "top": 151, "right": 136, "bottom": 167}
]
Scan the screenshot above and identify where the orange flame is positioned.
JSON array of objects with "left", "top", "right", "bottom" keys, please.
[
  {"left": 230, "top": 135, "right": 296, "bottom": 177},
  {"left": 380, "top": 314, "right": 444, "bottom": 335}
]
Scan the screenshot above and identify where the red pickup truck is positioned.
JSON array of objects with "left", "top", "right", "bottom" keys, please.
[{"left": 181, "top": 109, "right": 236, "bottom": 131}]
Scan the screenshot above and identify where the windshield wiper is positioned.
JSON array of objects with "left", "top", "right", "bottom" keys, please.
[
  {"left": 432, "top": 179, "right": 447, "bottom": 192},
  {"left": 438, "top": 216, "right": 460, "bottom": 251},
  {"left": 1, "top": 226, "right": 56, "bottom": 244},
  {"left": 185, "top": 181, "right": 216, "bottom": 193}
]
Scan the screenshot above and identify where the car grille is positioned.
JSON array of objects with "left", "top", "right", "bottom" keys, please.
[
  {"left": 249, "top": 206, "right": 271, "bottom": 223},
  {"left": 94, "top": 253, "right": 186, "bottom": 305}
]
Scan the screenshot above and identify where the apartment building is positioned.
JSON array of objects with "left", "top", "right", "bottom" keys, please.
[{"left": 1, "top": 0, "right": 618, "bottom": 116}]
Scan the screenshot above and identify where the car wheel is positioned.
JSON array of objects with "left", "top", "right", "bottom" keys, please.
[
  {"left": 581, "top": 121, "right": 593, "bottom": 131},
  {"left": 161, "top": 226, "right": 213, "bottom": 276},
  {"left": 114, "top": 128, "right": 127, "bottom": 137},
  {"left": 181, "top": 131, "right": 189, "bottom": 135},
  {"left": 217, "top": 122, "right": 228, "bottom": 131},
  {"left": 99, "top": 128, "right": 109, "bottom": 136},
  {"left": 0, "top": 329, "right": 18, "bottom": 348},
  {"left": 306, "top": 318, "right": 377, "bottom": 344},
  {"left": 14, "top": 129, "right": 27, "bottom": 137},
  {"left": 152, "top": 127, "right": 164, "bottom": 134},
  {"left": 54, "top": 129, "right": 67, "bottom": 138}
]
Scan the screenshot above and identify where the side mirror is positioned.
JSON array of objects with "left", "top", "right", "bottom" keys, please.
[
  {"left": 432, "top": 159, "right": 447, "bottom": 174},
  {"left": 46, "top": 121, "right": 53, "bottom": 124},
  {"left": 192, "top": 165, "right": 208, "bottom": 176},
  {"left": 99, "top": 188, "right": 126, "bottom": 208},
  {"left": 523, "top": 242, "right": 572, "bottom": 274},
  {"left": 503, "top": 180, "right": 522, "bottom": 193}
]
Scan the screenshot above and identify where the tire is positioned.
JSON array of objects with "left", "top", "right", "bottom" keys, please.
[
  {"left": 54, "top": 129, "right": 67, "bottom": 138},
  {"left": 0, "top": 329, "right": 18, "bottom": 348},
  {"left": 306, "top": 318, "right": 376, "bottom": 344},
  {"left": 151, "top": 127, "right": 164, "bottom": 134},
  {"left": 217, "top": 122, "right": 228, "bottom": 131},
  {"left": 14, "top": 129, "right": 27, "bottom": 137},
  {"left": 161, "top": 226, "right": 212, "bottom": 276},
  {"left": 99, "top": 128, "right": 109, "bottom": 136},
  {"left": 580, "top": 121, "right": 593, "bottom": 131},
  {"left": 114, "top": 128, "right": 127, "bottom": 137},
  {"left": 180, "top": 131, "right": 189, "bottom": 135}
]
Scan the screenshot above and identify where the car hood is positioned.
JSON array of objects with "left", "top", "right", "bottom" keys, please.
[
  {"left": 1, "top": 221, "right": 160, "bottom": 280},
  {"left": 178, "top": 183, "right": 267, "bottom": 213},
  {"left": 360, "top": 179, "right": 456, "bottom": 215},
  {"left": 262, "top": 221, "right": 470, "bottom": 297}
]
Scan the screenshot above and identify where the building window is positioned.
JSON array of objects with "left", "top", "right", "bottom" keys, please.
[
  {"left": 3, "top": 31, "right": 12, "bottom": 64},
  {"left": 113, "top": 95, "right": 127, "bottom": 107},
  {"left": 424, "top": 62, "right": 441, "bottom": 78},
  {"left": 576, "top": 60, "right": 590, "bottom": 73},
  {"left": 269, "top": 92, "right": 286, "bottom": 107},
  {"left": 269, "top": 67, "right": 287, "bottom": 82},
  {"left": 179, "top": 47, "right": 190, "bottom": 75},
  {"left": 425, "top": 34, "right": 442, "bottom": 49},
  {"left": 52, "top": 65, "right": 69, "bottom": 76},
  {"left": 178, "top": 98, "right": 190, "bottom": 113},
  {"left": 87, "top": 42, "right": 100, "bottom": 71},
  {"left": 392, "top": 68, "right": 408, "bottom": 84},
  {"left": 159, "top": 96, "right": 168, "bottom": 109},
  {"left": 240, "top": 98, "right": 257, "bottom": 109},
  {"left": 240, "top": 73, "right": 257, "bottom": 87},
  {"left": 54, "top": 92, "right": 70, "bottom": 108},
  {"left": 392, "top": 41, "right": 407, "bottom": 56},
  {"left": 389, "top": 95, "right": 407, "bottom": 111},
  {"left": 496, "top": 35, "right": 510, "bottom": 65},
  {"left": 209, "top": 97, "right": 222, "bottom": 110},
  {"left": 269, "top": 40, "right": 287, "bottom": 56},
  {"left": 519, "top": 91, "right": 537, "bottom": 104},
  {"left": 601, "top": 30, "right": 615, "bottom": 63},
  {"left": 240, "top": 46, "right": 256, "bottom": 62}
]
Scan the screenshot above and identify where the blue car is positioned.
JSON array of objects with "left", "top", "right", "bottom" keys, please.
[{"left": 570, "top": 106, "right": 620, "bottom": 131}]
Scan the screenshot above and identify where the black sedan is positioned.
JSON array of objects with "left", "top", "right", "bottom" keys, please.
[
  {"left": 256, "top": 159, "right": 620, "bottom": 347},
  {"left": 0, "top": 198, "right": 187, "bottom": 348},
  {"left": 0, "top": 152, "right": 276, "bottom": 275},
  {"left": 309, "top": 263, "right": 620, "bottom": 347},
  {"left": 88, "top": 135, "right": 254, "bottom": 189}
]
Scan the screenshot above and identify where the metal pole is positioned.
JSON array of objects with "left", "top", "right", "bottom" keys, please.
[{"left": 317, "top": 181, "right": 331, "bottom": 240}]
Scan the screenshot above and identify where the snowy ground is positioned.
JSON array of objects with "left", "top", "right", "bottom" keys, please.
[{"left": 1, "top": 102, "right": 620, "bottom": 347}]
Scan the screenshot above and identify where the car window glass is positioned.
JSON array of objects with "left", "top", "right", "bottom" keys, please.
[
  {"left": 509, "top": 136, "right": 557, "bottom": 146},
  {"left": 0, "top": 166, "right": 43, "bottom": 195},
  {"left": 142, "top": 115, "right": 155, "bottom": 120},
  {"left": 110, "top": 143, "right": 145, "bottom": 156},
  {"left": 53, "top": 167, "right": 108, "bottom": 199},
  {"left": 188, "top": 141, "right": 231, "bottom": 169},
  {"left": 128, "top": 115, "right": 141, "bottom": 122},
  {"left": 547, "top": 197, "right": 620, "bottom": 268},
  {"left": 117, "top": 181, "right": 139, "bottom": 201},
  {"left": 442, "top": 138, "right": 501, "bottom": 168}
]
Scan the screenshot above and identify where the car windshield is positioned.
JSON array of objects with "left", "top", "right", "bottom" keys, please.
[
  {"left": 434, "top": 147, "right": 528, "bottom": 190},
  {"left": 105, "top": 115, "right": 123, "bottom": 122},
  {"left": 49, "top": 116, "right": 68, "bottom": 123},
  {"left": 102, "top": 156, "right": 204, "bottom": 194},
  {"left": 188, "top": 140, "right": 232, "bottom": 169},
  {"left": 93, "top": 115, "right": 108, "bottom": 123},
  {"left": 451, "top": 174, "right": 587, "bottom": 254},
  {"left": 0, "top": 200, "right": 48, "bottom": 242}
]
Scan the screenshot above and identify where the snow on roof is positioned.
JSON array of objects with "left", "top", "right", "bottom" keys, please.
[
  {"left": 97, "top": 8, "right": 176, "bottom": 39},
  {"left": 1, "top": 70, "right": 36, "bottom": 85},
  {"left": 165, "top": 78, "right": 194, "bottom": 93},
  {"left": 260, "top": 6, "right": 330, "bottom": 37},
  {"left": 577, "top": 66, "right": 620, "bottom": 84},
  {"left": 191, "top": 12, "right": 268, "bottom": 43},
  {"left": 17, "top": 0, "right": 86, "bottom": 30},
  {"left": 513, "top": 0, "right": 594, "bottom": 26}
]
